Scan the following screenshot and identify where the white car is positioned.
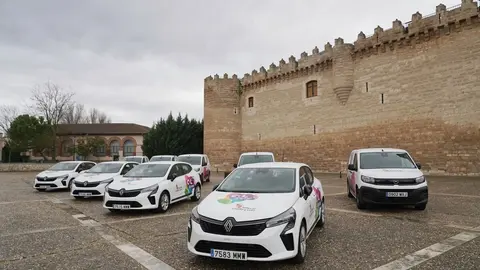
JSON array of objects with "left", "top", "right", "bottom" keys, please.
[
  {"left": 149, "top": 155, "right": 177, "bottom": 162},
  {"left": 346, "top": 148, "right": 428, "bottom": 210},
  {"left": 71, "top": 161, "right": 139, "bottom": 198},
  {"left": 103, "top": 161, "right": 202, "bottom": 213},
  {"left": 124, "top": 155, "right": 149, "bottom": 163},
  {"left": 225, "top": 152, "right": 276, "bottom": 177},
  {"left": 34, "top": 161, "right": 96, "bottom": 191},
  {"left": 177, "top": 154, "right": 211, "bottom": 183},
  {"left": 187, "top": 162, "right": 325, "bottom": 264}
]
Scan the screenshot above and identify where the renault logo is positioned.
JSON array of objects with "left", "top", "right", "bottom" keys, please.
[
  {"left": 83, "top": 181, "right": 88, "bottom": 187},
  {"left": 224, "top": 219, "right": 233, "bottom": 233},
  {"left": 119, "top": 189, "right": 125, "bottom": 196},
  {"left": 44, "top": 176, "right": 48, "bottom": 180},
  {"left": 393, "top": 180, "right": 399, "bottom": 185}
]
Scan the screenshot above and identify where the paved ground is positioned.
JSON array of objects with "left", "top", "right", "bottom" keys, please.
[{"left": 1, "top": 172, "right": 480, "bottom": 270}]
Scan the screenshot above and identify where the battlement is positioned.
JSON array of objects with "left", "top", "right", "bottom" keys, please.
[{"left": 204, "top": 73, "right": 239, "bottom": 81}]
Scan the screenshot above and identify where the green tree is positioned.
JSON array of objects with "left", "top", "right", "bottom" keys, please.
[
  {"left": 70, "top": 136, "right": 106, "bottom": 160},
  {"left": 142, "top": 112, "right": 203, "bottom": 157},
  {"left": 7, "top": 114, "right": 53, "bottom": 160}
]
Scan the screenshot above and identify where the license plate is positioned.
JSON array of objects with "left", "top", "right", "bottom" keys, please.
[
  {"left": 79, "top": 192, "right": 92, "bottom": 196},
  {"left": 113, "top": 204, "right": 130, "bottom": 209},
  {"left": 38, "top": 185, "right": 48, "bottom": 189},
  {"left": 386, "top": 192, "right": 408, "bottom": 197},
  {"left": 210, "top": 249, "right": 247, "bottom": 261}
]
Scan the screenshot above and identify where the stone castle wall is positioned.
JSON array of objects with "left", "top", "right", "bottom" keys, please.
[{"left": 204, "top": 1, "right": 480, "bottom": 176}]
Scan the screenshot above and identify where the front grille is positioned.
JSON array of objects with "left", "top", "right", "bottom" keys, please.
[
  {"left": 72, "top": 190, "right": 101, "bottom": 195},
  {"left": 74, "top": 181, "right": 100, "bottom": 188},
  {"left": 199, "top": 216, "right": 267, "bottom": 236},
  {"left": 35, "top": 183, "right": 58, "bottom": 188},
  {"left": 36, "top": 177, "right": 58, "bottom": 182},
  {"left": 374, "top": 178, "right": 417, "bottom": 186},
  {"left": 105, "top": 200, "right": 143, "bottom": 208},
  {"left": 194, "top": 240, "right": 272, "bottom": 258},
  {"left": 108, "top": 189, "right": 141, "bottom": 197}
]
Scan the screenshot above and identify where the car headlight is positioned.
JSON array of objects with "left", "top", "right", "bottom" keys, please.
[
  {"left": 100, "top": 178, "right": 114, "bottom": 184},
  {"left": 415, "top": 176, "right": 425, "bottom": 183},
  {"left": 141, "top": 184, "right": 159, "bottom": 195},
  {"left": 58, "top": 175, "right": 68, "bottom": 180},
  {"left": 265, "top": 207, "right": 296, "bottom": 228},
  {"left": 190, "top": 206, "right": 200, "bottom": 223},
  {"left": 361, "top": 175, "right": 375, "bottom": 184}
]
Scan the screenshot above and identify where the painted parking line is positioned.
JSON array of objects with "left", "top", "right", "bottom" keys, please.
[
  {"left": 0, "top": 225, "right": 80, "bottom": 238},
  {"left": 327, "top": 207, "right": 383, "bottom": 217},
  {"left": 372, "top": 230, "right": 480, "bottom": 270},
  {"left": 430, "top": 193, "right": 480, "bottom": 199},
  {"left": 325, "top": 192, "right": 347, "bottom": 196}
]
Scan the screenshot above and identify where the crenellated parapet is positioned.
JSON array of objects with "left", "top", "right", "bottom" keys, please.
[{"left": 354, "top": 1, "right": 479, "bottom": 57}]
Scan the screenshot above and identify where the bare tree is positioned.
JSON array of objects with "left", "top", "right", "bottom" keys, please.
[
  {"left": 0, "top": 105, "right": 19, "bottom": 135},
  {"left": 87, "top": 108, "right": 111, "bottom": 124},
  {"left": 30, "top": 81, "right": 75, "bottom": 160},
  {"left": 62, "top": 103, "right": 86, "bottom": 124}
]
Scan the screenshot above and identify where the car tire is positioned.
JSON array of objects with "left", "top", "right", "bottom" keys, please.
[
  {"left": 157, "top": 191, "right": 170, "bottom": 213},
  {"left": 317, "top": 199, "right": 325, "bottom": 228},
  {"left": 191, "top": 184, "right": 201, "bottom": 201},
  {"left": 292, "top": 222, "right": 307, "bottom": 264},
  {"left": 356, "top": 187, "right": 367, "bottom": 210},
  {"left": 415, "top": 203, "right": 427, "bottom": 210},
  {"left": 347, "top": 180, "right": 353, "bottom": 198}
]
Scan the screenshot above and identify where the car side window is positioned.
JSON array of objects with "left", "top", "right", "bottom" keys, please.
[
  {"left": 353, "top": 154, "right": 358, "bottom": 170},
  {"left": 86, "top": 162, "right": 95, "bottom": 169},
  {"left": 121, "top": 164, "right": 131, "bottom": 174},
  {"left": 299, "top": 167, "right": 306, "bottom": 188},
  {"left": 304, "top": 166, "right": 314, "bottom": 185},
  {"left": 76, "top": 163, "right": 85, "bottom": 172},
  {"left": 168, "top": 165, "right": 180, "bottom": 178},
  {"left": 181, "top": 163, "right": 192, "bottom": 174}
]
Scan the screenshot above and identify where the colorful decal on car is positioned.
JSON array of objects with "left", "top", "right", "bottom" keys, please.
[
  {"left": 184, "top": 175, "right": 195, "bottom": 195},
  {"left": 217, "top": 193, "right": 258, "bottom": 204},
  {"left": 312, "top": 186, "right": 322, "bottom": 220},
  {"left": 203, "top": 167, "right": 207, "bottom": 178},
  {"left": 233, "top": 203, "right": 256, "bottom": 211}
]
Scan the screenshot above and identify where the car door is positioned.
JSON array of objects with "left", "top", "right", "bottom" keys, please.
[
  {"left": 304, "top": 166, "right": 322, "bottom": 222},
  {"left": 299, "top": 167, "right": 316, "bottom": 229},
  {"left": 167, "top": 164, "right": 187, "bottom": 200}
]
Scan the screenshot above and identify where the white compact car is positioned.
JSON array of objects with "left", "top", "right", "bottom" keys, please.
[
  {"left": 177, "top": 154, "right": 211, "bottom": 183},
  {"left": 124, "top": 156, "right": 149, "bottom": 163},
  {"left": 34, "top": 161, "right": 97, "bottom": 191},
  {"left": 346, "top": 148, "right": 428, "bottom": 210},
  {"left": 149, "top": 155, "right": 177, "bottom": 162},
  {"left": 187, "top": 162, "right": 325, "bottom": 264},
  {"left": 103, "top": 161, "right": 202, "bottom": 213},
  {"left": 71, "top": 161, "right": 139, "bottom": 198}
]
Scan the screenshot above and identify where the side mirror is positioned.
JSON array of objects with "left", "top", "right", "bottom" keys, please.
[
  {"left": 233, "top": 164, "right": 238, "bottom": 168},
  {"left": 212, "top": 184, "right": 219, "bottom": 191},
  {"left": 348, "top": 164, "right": 356, "bottom": 171},
  {"left": 303, "top": 185, "right": 313, "bottom": 199},
  {"left": 416, "top": 163, "right": 422, "bottom": 169}
]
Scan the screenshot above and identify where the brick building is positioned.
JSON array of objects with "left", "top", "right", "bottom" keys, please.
[
  {"left": 30, "top": 123, "right": 150, "bottom": 162},
  {"left": 204, "top": 1, "right": 480, "bottom": 176}
]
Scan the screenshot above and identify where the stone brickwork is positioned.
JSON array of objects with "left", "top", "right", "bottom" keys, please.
[
  {"left": 0, "top": 163, "right": 53, "bottom": 172},
  {"left": 204, "top": 1, "right": 480, "bottom": 175}
]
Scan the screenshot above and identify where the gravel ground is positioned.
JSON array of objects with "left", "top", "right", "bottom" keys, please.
[{"left": 1, "top": 171, "right": 479, "bottom": 270}]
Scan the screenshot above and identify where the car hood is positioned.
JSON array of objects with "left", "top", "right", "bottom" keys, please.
[
  {"left": 361, "top": 169, "right": 423, "bottom": 178},
  {"left": 197, "top": 191, "right": 298, "bottom": 222},
  {"left": 76, "top": 173, "right": 117, "bottom": 182},
  {"left": 37, "top": 170, "right": 72, "bottom": 178},
  {"left": 107, "top": 177, "right": 163, "bottom": 190}
]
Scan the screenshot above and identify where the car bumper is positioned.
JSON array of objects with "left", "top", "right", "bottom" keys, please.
[
  {"left": 33, "top": 177, "right": 69, "bottom": 190},
  {"left": 71, "top": 182, "right": 108, "bottom": 197},
  {"left": 103, "top": 190, "right": 158, "bottom": 210},
  {"left": 187, "top": 218, "right": 299, "bottom": 262},
  {"left": 358, "top": 185, "right": 428, "bottom": 205}
]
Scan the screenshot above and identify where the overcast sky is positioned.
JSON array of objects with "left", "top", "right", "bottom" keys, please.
[{"left": 0, "top": 0, "right": 461, "bottom": 127}]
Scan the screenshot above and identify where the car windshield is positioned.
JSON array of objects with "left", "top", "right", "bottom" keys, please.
[
  {"left": 123, "top": 163, "right": 170, "bottom": 178},
  {"left": 150, "top": 156, "right": 172, "bottom": 162},
  {"left": 124, "top": 157, "right": 143, "bottom": 163},
  {"left": 216, "top": 167, "right": 296, "bottom": 193},
  {"left": 238, "top": 154, "right": 274, "bottom": 166},
  {"left": 88, "top": 163, "right": 123, "bottom": 173},
  {"left": 359, "top": 152, "right": 417, "bottom": 169},
  {"left": 48, "top": 162, "right": 78, "bottom": 171},
  {"left": 177, "top": 156, "right": 201, "bottom": 165}
]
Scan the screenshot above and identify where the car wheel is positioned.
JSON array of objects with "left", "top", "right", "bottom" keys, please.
[
  {"left": 317, "top": 199, "right": 325, "bottom": 228},
  {"left": 347, "top": 180, "right": 353, "bottom": 198},
  {"left": 356, "top": 187, "right": 367, "bottom": 210},
  {"left": 157, "top": 191, "right": 170, "bottom": 213},
  {"left": 191, "top": 184, "right": 201, "bottom": 201},
  {"left": 292, "top": 222, "right": 307, "bottom": 264},
  {"left": 415, "top": 203, "right": 427, "bottom": 210}
]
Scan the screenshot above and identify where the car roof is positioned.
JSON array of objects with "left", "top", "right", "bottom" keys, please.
[
  {"left": 240, "top": 152, "right": 274, "bottom": 156},
  {"left": 178, "top": 154, "right": 204, "bottom": 157},
  {"left": 238, "top": 162, "right": 306, "bottom": 169},
  {"left": 353, "top": 148, "right": 407, "bottom": 153},
  {"left": 98, "top": 161, "right": 132, "bottom": 164},
  {"left": 151, "top": 155, "right": 175, "bottom": 157},
  {"left": 59, "top": 161, "right": 83, "bottom": 164},
  {"left": 141, "top": 161, "right": 188, "bottom": 165}
]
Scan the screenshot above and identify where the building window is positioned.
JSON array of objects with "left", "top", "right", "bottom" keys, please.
[
  {"left": 123, "top": 140, "right": 135, "bottom": 156},
  {"left": 110, "top": 140, "right": 120, "bottom": 156},
  {"left": 95, "top": 144, "right": 106, "bottom": 156},
  {"left": 306, "top": 80, "right": 318, "bottom": 98},
  {"left": 248, "top": 97, "right": 254, "bottom": 108},
  {"left": 61, "top": 140, "right": 72, "bottom": 156}
]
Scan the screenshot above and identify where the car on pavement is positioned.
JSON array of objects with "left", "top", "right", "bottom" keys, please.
[
  {"left": 187, "top": 162, "right": 325, "bottom": 264},
  {"left": 103, "top": 161, "right": 202, "bottom": 213},
  {"left": 346, "top": 148, "right": 428, "bottom": 210},
  {"left": 177, "top": 154, "right": 211, "bottom": 183},
  {"left": 124, "top": 155, "right": 149, "bottom": 163},
  {"left": 224, "top": 152, "right": 275, "bottom": 177},
  {"left": 33, "top": 161, "right": 96, "bottom": 191},
  {"left": 71, "top": 161, "right": 138, "bottom": 199},
  {"left": 149, "top": 155, "right": 177, "bottom": 162}
]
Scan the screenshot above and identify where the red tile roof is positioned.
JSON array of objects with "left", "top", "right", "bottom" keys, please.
[{"left": 56, "top": 123, "right": 150, "bottom": 136}]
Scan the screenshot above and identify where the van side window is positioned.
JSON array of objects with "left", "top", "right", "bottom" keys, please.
[{"left": 353, "top": 154, "right": 358, "bottom": 170}]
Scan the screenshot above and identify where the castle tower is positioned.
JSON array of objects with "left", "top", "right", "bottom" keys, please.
[
  {"left": 332, "top": 38, "right": 355, "bottom": 105},
  {"left": 203, "top": 73, "right": 242, "bottom": 171}
]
